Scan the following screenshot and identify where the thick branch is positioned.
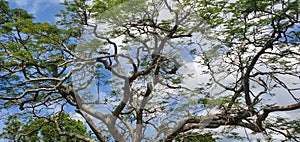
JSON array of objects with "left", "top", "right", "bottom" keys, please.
[
  {"left": 163, "top": 111, "right": 253, "bottom": 142},
  {"left": 256, "top": 102, "right": 300, "bottom": 129},
  {"left": 77, "top": 109, "right": 106, "bottom": 142}
]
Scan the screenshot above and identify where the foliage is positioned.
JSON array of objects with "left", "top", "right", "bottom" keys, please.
[
  {"left": 0, "top": 112, "right": 89, "bottom": 142},
  {"left": 0, "top": 0, "right": 300, "bottom": 141},
  {"left": 175, "top": 132, "right": 216, "bottom": 142}
]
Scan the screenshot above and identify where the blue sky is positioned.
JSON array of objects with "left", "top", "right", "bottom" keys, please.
[
  {"left": 2, "top": 1, "right": 300, "bottom": 141},
  {"left": 7, "top": 0, "right": 64, "bottom": 23}
]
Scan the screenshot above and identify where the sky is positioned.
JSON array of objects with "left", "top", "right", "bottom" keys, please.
[
  {"left": 2, "top": 0, "right": 300, "bottom": 141},
  {"left": 7, "top": 0, "right": 64, "bottom": 23}
]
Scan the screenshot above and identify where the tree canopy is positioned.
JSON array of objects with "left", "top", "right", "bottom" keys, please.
[
  {"left": 0, "top": 0, "right": 300, "bottom": 141},
  {"left": 0, "top": 112, "right": 90, "bottom": 142}
]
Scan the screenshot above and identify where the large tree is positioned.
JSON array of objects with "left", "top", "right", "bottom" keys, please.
[{"left": 0, "top": 0, "right": 299, "bottom": 141}]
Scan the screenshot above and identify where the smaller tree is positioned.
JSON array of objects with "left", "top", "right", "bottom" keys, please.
[
  {"left": 0, "top": 112, "right": 91, "bottom": 142},
  {"left": 175, "top": 132, "right": 216, "bottom": 142}
]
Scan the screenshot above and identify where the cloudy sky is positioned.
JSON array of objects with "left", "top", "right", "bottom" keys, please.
[
  {"left": 7, "top": 0, "right": 64, "bottom": 23},
  {"left": 3, "top": 0, "right": 300, "bottom": 141}
]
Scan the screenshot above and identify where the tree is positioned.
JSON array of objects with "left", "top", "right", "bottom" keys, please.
[
  {"left": 0, "top": 112, "right": 90, "bottom": 142},
  {"left": 0, "top": 0, "right": 299, "bottom": 141}
]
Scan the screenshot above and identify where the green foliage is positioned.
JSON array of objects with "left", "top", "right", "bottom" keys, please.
[
  {"left": 0, "top": 0, "right": 79, "bottom": 107},
  {"left": 1, "top": 0, "right": 300, "bottom": 141},
  {"left": 0, "top": 112, "right": 89, "bottom": 142},
  {"left": 41, "top": 113, "right": 88, "bottom": 142},
  {"left": 92, "top": 0, "right": 131, "bottom": 15},
  {"left": 290, "top": 120, "right": 300, "bottom": 134},
  {"left": 189, "top": 48, "right": 197, "bottom": 55},
  {"left": 176, "top": 132, "right": 216, "bottom": 142},
  {"left": 225, "top": 132, "right": 245, "bottom": 140},
  {"left": 0, "top": 0, "right": 34, "bottom": 28}
]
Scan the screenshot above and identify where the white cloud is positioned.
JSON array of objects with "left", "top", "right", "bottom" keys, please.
[
  {"left": 70, "top": 112, "right": 85, "bottom": 122},
  {"left": 8, "top": 0, "right": 61, "bottom": 17},
  {"left": 14, "top": 0, "right": 29, "bottom": 7}
]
